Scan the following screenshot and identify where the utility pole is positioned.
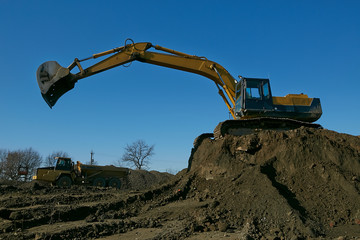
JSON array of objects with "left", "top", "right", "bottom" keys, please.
[{"left": 90, "top": 150, "right": 94, "bottom": 165}]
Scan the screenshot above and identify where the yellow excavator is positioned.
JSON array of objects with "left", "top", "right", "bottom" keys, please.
[{"left": 36, "top": 39, "right": 322, "bottom": 138}]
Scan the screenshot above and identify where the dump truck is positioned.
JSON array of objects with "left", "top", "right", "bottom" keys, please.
[
  {"left": 33, "top": 157, "right": 129, "bottom": 188},
  {"left": 36, "top": 39, "right": 322, "bottom": 138}
]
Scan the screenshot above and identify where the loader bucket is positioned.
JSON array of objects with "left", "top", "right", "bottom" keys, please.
[{"left": 36, "top": 61, "right": 76, "bottom": 108}]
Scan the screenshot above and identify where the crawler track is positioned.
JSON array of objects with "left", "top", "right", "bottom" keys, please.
[{"left": 214, "top": 117, "right": 322, "bottom": 139}]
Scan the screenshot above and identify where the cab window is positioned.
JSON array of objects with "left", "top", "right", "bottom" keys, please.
[
  {"left": 246, "top": 87, "right": 261, "bottom": 99},
  {"left": 235, "top": 85, "right": 242, "bottom": 100},
  {"left": 263, "top": 82, "right": 270, "bottom": 99},
  {"left": 56, "top": 159, "right": 71, "bottom": 171}
]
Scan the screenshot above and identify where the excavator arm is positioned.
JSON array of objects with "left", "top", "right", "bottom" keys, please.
[{"left": 36, "top": 40, "right": 237, "bottom": 118}]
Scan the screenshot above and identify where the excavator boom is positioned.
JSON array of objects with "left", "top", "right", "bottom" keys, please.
[{"left": 37, "top": 41, "right": 237, "bottom": 117}]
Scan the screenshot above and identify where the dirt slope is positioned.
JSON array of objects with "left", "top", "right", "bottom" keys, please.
[
  {"left": 128, "top": 170, "right": 173, "bottom": 191},
  {"left": 187, "top": 127, "right": 360, "bottom": 238},
  {"left": 0, "top": 127, "right": 359, "bottom": 239}
]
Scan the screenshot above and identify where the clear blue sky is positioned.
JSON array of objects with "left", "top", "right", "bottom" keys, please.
[{"left": 1, "top": 0, "right": 359, "bottom": 172}]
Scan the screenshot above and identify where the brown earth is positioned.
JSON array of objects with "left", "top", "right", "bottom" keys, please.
[{"left": 0, "top": 127, "right": 359, "bottom": 239}]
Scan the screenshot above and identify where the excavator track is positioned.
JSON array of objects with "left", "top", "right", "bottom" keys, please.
[{"left": 214, "top": 117, "right": 322, "bottom": 139}]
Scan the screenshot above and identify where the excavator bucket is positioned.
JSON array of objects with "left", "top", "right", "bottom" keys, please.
[{"left": 36, "top": 61, "right": 76, "bottom": 108}]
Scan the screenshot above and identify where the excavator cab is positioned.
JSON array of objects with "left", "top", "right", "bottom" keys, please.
[
  {"left": 55, "top": 157, "right": 73, "bottom": 171},
  {"left": 234, "top": 78, "right": 322, "bottom": 122},
  {"left": 235, "top": 78, "right": 273, "bottom": 119}
]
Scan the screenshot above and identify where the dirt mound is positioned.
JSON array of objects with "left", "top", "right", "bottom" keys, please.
[
  {"left": 186, "top": 127, "right": 360, "bottom": 238},
  {"left": 0, "top": 127, "right": 359, "bottom": 239},
  {"left": 128, "top": 170, "right": 173, "bottom": 190}
]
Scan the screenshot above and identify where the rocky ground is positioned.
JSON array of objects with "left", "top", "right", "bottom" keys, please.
[{"left": 0, "top": 127, "right": 359, "bottom": 239}]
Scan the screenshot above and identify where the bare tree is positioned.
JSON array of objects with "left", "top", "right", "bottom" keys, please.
[
  {"left": 3, "top": 151, "right": 21, "bottom": 181},
  {"left": 121, "top": 140, "right": 154, "bottom": 170},
  {"left": 1, "top": 148, "right": 42, "bottom": 181},
  {"left": 45, "top": 151, "right": 70, "bottom": 167},
  {"left": 0, "top": 149, "right": 9, "bottom": 179},
  {"left": 19, "top": 148, "right": 42, "bottom": 181}
]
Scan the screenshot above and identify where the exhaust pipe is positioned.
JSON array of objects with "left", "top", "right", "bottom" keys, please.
[{"left": 36, "top": 61, "right": 77, "bottom": 108}]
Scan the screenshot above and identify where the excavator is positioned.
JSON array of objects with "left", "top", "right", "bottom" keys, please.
[{"left": 36, "top": 39, "right": 322, "bottom": 138}]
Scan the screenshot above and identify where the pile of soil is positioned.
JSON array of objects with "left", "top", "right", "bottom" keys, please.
[
  {"left": 0, "top": 127, "right": 359, "bottom": 239},
  {"left": 186, "top": 127, "right": 360, "bottom": 238},
  {"left": 128, "top": 170, "right": 173, "bottom": 191}
]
